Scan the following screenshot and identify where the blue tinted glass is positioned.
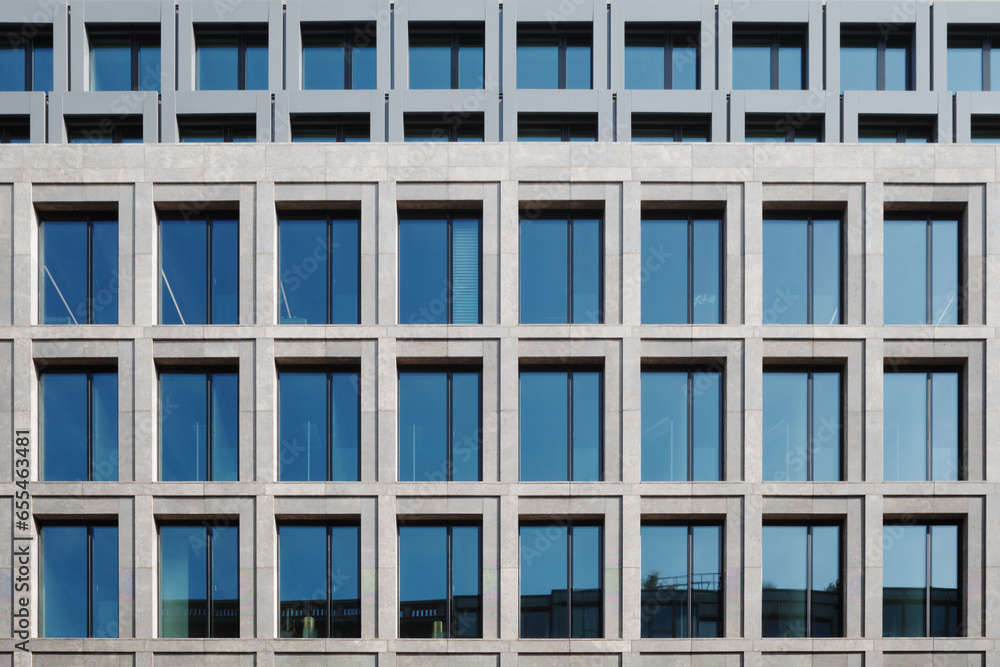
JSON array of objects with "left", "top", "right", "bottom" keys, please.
[
  {"left": 517, "top": 38, "right": 558, "bottom": 88},
  {"left": 451, "top": 219, "right": 480, "bottom": 324},
  {"left": 159, "top": 373, "right": 209, "bottom": 481},
  {"left": 884, "top": 220, "right": 927, "bottom": 324},
  {"left": 41, "top": 373, "right": 88, "bottom": 481},
  {"left": 763, "top": 373, "right": 808, "bottom": 481},
  {"left": 931, "top": 220, "right": 958, "bottom": 325},
  {"left": 197, "top": 36, "right": 238, "bottom": 90},
  {"left": 41, "top": 221, "right": 88, "bottom": 324},
  {"left": 763, "top": 219, "right": 809, "bottom": 324},
  {"left": 42, "top": 526, "right": 88, "bottom": 637},
  {"left": 329, "top": 524, "right": 361, "bottom": 636},
  {"left": 733, "top": 38, "right": 771, "bottom": 89},
  {"left": 92, "top": 219, "right": 118, "bottom": 324},
  {"left": 520, "top": 525, "right": 568, "bottom": 638},
  {"left": 625, "top": 40, "right": 664, "bottom": 89},
  {"left": 399, "top": 372, "right": 448, "bottom": 482},
  {"left": 211, "top": 526, "right": 239, "bottom": 637},
  {"left": 0, "top": 43, "right": 26, "bottom": 91},
  {"left": 673, "top": 43, "right": 698, "bottom": 90},
  {"left": 948, "top": 41, "right": 983, "bottom": 91},
  {"left": 520, "top": 372, "right": 568, "bottom": 481},
  {"left": 930, "top": 525, "right": 958, "bottom": 619},
  {"left": 812, "top": 526, "right": 840, "bottom": 638},
  {"left": 139, "top": 39, "right": 160, "bottom": 91},
  {"left": 353, "top": 46, "right": 377, "bottom": 89},
  {"left": 692, "top": 219, "right": 721, "bottom": 324},
  {"left": 778, "top": 43, "right": 804, "bottom": 89},
  {"left": 692, "top": 526, "right": 722, "bottom": 637},
  {"left": 566, "top": 42, "right": 591, "bottom": 89},
  {"left": 762, "top": 525, "right": 807, "bottom": 637},
  {"left": 812, "top": 372, "right": 841, "bottom": 481},
  {"left": 211, "top": 373, "right": 238, "bottom": 481},
  {"left": 452, "top": 525, "right": 482, "bottom": 637},
  {"left": 883, "top": 524, "right": 926, "bottom": 637},
  {"left": 931, "top": 372, "right": 959, "bottom": 481},
  {"left": 399, "top": 219, "right": 448, "bottom": 324},
  {"left": 211, "top": 219, "right": 239, "bottom": 324},
  {"left": 279, "top": 525, "right": 327, "bottom": 638},
  {"left": 92, "top": 526, "right": 119, "bottom": 638},
  {"left": 885, "top": 43, "right": 910, "bottom": 91},
  {"left": 520, "top": 219, "right": 568, "bottom": 323},
  {"left": 92, "top": 372, "right": 118, "bottom": 481},
  {"left": 330, "top": 373, "right": 360, "bottom": 481},
  {"left": 458, "top": 40, "right": 484, "bottom": 88},
  {"left": 410, "top": 37, "right": 451, "bottom": 89},
  {"left": 572, "top": 372, "right": 601, "bottom": 481},
  {"left": 279, "top": 219, "right": 327, "bottom": 324},
  {"left": 331, "top": 219, "right": 360, "bottom": 324},
  {"left": 641, "top": 219, "right": 688, "bottom": 323},
  {"left": 840, "top": 43, "right": 877, "bottom": 92},
  {"left": 813, "top": 219, "right": 841, "bottom": 324},
  {"left": 572, "top": 219, "right": 601, "bottom": 324},
  {"left": 90, "top": 36, "right": 130, "bottom": 91},
  {"left": 303, "top": 39, "right": 345, "bottom": 90},
  {"left": 992, "top": 48, "right": 1000, "bottom": 91},
  {"left": 244, "top": 38, "right": 268, "bottom": 90},
  {"left": 160, "top": 220, "right": 208, "bottom": 324},
  {"left": 160, "top": 525, "right": 208, "bottom": 638},
  {"left": 641, "top": 372, "right": 688, "bottom": 481},
  {"left": 883, "top": 372, "right": 928, "bottom": 481},
  {"left": 571, "top": 525, "right": 601, "bottom": 638},
  {"left": 399, "top": 526, "right": 447, "bottom": 637},
  {"left": 452, "top": 372, "right": 481, "bottom": 481},
  {"left": 693, "top": 370, "right": 722, "bottom": 481},
  {"left": 33, "top": 40, "right": 53, "bottom": 91},
  {"left": 640, "top": 525, "right": 688, "bottom": 638}
]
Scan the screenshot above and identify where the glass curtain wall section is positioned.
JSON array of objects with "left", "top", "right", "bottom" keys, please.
[
  {"left": 159, "top": 214, "right": 238, "bottom": 324},
  {"left": 41, "top": 524, "right": 118, "bottom": 638},
  {"left": 624, "top": 24, "right": 699, "bottom": 90},
  {"left": 41, "top": 371, "right": 118, "bottom": 481},
  {"left": 641, "top": 214, "right": 722, "bottom": 323},
  {"left": 302, "top": 24, "right": 377, "bottom": 90},
  {"left": 762, "top": 370, "right": 842, "bottom": 481},
  {"left": 40, "top": 216, "right": 118, "bottom": 325},
  {"left": 278, "top": 214, "right": 360, "bottom": 324},
  {"left": 159, "top": 371, "right": 238, "bottom": 481},
  {"left": 520, "top": 369, "right": 601, "bottom": 482},
  {"left": 883, "top": 524, "right": 960, "bottom": 637},
  {"left": 409, "top": 24, "right": 484, "bottom": 89},
  {"left": 160, "top": 524, "right": 239, "bottom": 638},
  {"left": 883, "top": 216, "right": 960, "bottom": 325},
  {"left": 278, "top": 370, "right": 360, "bottom": 482},
  {"left": 399, "top": 214, "right": 481, "bottom": 324},
  {"left": 763, "top": 215, "right": 841, "bottom": 324},
  {"left": 883, "top": 369, "right": 960, "bottom": 481},
  {"left": 762, "top": 525, "right": 842, "bottom": 638},
  {"left": 520, "top": 214, "right": 602, "bottom": 323}
]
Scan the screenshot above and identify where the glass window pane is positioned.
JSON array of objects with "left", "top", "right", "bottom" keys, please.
[
  {"left": 763, "top": 219, "right": 809, "bottom": 324},
  {"left": 883, "top": 525, "right": 927, "bottom": 637},
  {"left": 763, "top": 373, "right": 809, "bottom": 481},
  {"left": 572, "top": 372, "right": 601, "bottom": 481},
  {"left": 42, "top": 526, "right": 88, "bottom": 637},
  {"left": 331, "top": 219, "right": 360, "bottom": 324},
  {"left": 410, "top": 36, "right": 451, "bottom": 89},
  {"left": 161, "top": 220, "right": 208, "bottom": 324},
  {"left": 520, "top": 525, "right": 568, "bottom": 638},
  {"left": 885, "top": 42, "right": 910, "bottom": 90},
  {"left": 452, "top": 526, "right": 482, "bottom": 637},
  {"left": 517, "top": 37, "right": 558, "bottom": 88},
  {"left": 33, "top": 39, "right": 53, "bottom": 91},
  {"left": 992, "top": 48, "right": 1000, "bottom": 91},
  {"left": 813, "top": 219, "right": 841, "bottom": 324},
  {"left": 353, "top": 46, "right": 377, "bottom": 89},
  {"left": 673, "top": 43, "right": 698, "bottom": 90},
  {"left": 400, "top": 219, "right": 448, "bottom": 324},
  {"left": 778, "top": 42, "right": 804, "bottom": 89},
  {"left": 399, "top": 526, "right": 448, "bottom": 638},
  {"left": 279, "top": 525, "right": 327, "bottom": 638},
  {"left": 42, "top": 373, "right": 88, "bottom": 481},
  {"left": 279, "top": 373, "right": 327, "bottom": 481},
  {"left": 692, "top": 219, "right": 721, "bottom": 324},
  {"left": 458, "top": 38, "right": 484, "bottom": 89},
  {"left": 245, "top": 38, "right": 268, "bottom": 89},
  {"left": 330, "top": 373, "right": 360, "bottom": 481},
  {"left": 399, "top": 373, "right": 448, "bottom": 482},
  {"left": 762, "top": 525, "right": 807, "bottom": 638},
  {"left": 692, "top": 526, "right": 722, "bottom": 637},
  {"left": 811, "top": 526, "right": 841, "bottom": 638},
  {"left": 161, "top": 525, "right": 208, "bottom": 638},
  {"left": 565, "top": 42, "right": 591, "bottom": 89},
  {"left": 948, "top": 40, "right": 983, "bottom": 91},
  {"left": 883, "top": 372, "right": 928, "bottom": 481},
  {"left": 641, "top": 219, "right": 688, "bottom": 324},
  {"left": 931, "top": 372, "right": 959, "bottom": 481},
  {"left": 90, "top": 219, "right": 118, "bottom": 324},
  {"left": 279, "top": 219, "right": 327, "bottom": 324},
  {"left": 139, "top": 39, "right": 160, "bottom": 91},
  {"left": 211, "top": 219, "right": 239, "bottom": 324},
  {"left": 884, "top": 220, "right": 927, "bottom": 324},
  {"left": 451, "top": 372, "right": 481, "bottom": 482},
  {"left": 210, "top": 373, "right": 238, "bottom": 481},
  {"left": 640, "top": 525, "right": 688, "bottom": 638},
  {"left": 520, "top": 373, "right": 568, "bottom": 481},
  {"left": 451, "top": 219, "right": 480, "bottom": 324},
  {"left": 931, "top": 219, "right": 959, "bottom": 325},
  {"left": 197, "top": 36, "right": 238, "bottom": 90},
  {"left": 733, "top": 37, "right": 772, "bottom": 89},
  {"left": 930, "top": 525, "right": 959, "bottom": 637},
  {"left": 0, "top": 43, "right": 26, "bottom": 91},
  {"left": 160, "top": 374, "right": 208, "bottom": 481},
  {"left": 859, "top": 127, "right": 900, "bottom": 143},
  {"left": 641, "top": 372, "right": 688, "bottom": 482},
  {"left": 330, "top": 525, "right": 361, "bottom": 636},
  {"left": 91, "top": 372, "right": 119, "bottom": 481},
  {"left": 211, "top": 526, "right": 240, "bottom": 637},
  {"left": 521, "top": 219, "right": 568, "bottom": 323},
  {"left": 840, "top": 42, "right": 877, "bottom": 91},
  {"left": 692, "top": 370, "right": 722, "bottom": 481},
  {"left": 92, "top": 526, "right": 119, "bottom": 638},
  {"left": 90, "top": 36, "right": 131, "bottom": 91},
  {"left": 812, "top": 372, "right": 841, "bottom": 482},
  {"left": 625, "top": 38, "right": 665, "bottom": 89},
  {"left": 41, "top": 221, "right": 88, "bottom": 325},
  {"left": 571, "top": 525, "right": 601, "bottom": 638},
  {"left": 572, "top": 218, "right": 601, "bottom": 324},
  {"left": 303, "top": 38, "right": 345, "bottom": 90}
]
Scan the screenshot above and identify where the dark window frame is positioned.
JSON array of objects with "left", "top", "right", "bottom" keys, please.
[
  {"left": 517, "top": 113, "right": 598, "bottom": 142},
  {"left": 403, "top": 113, "right": 485, "bottom": 142},
  {"left": 733, "top": 24, "right": 808, "bottom": 90},
  {"left": 841, "top": 25, "right": 915, "bottom": 91},
  {"left": 409, "top": 22, "right": 485, "bottom": 89},
  {"left": 177, "top": 115, "right": 256, "bottom": 143},
  {"left": 624, "top": 22, "right": 701, "bottom": 90},
  {"left": 86, "top": 25, "right": 160, "bottom": 91},
  {"left": 66, "top": 115, "right": 143, "bottom": 144},
  {"left": 517, "top": 22, "right": 593, "bottom": 89},
  {"left": 858, "top": 115, "right": 936, "bottom": 143},
  {"left": 762, "top": 212, "right": 844, "bottom": 324},
  {"left": 194, "top": 24, "right": 267, "bottom": 91},
  {"left": 631, "top": 113, "right": 711, "bottom": 142},
  {"left": 0, "top": 116, "right": 30, "bottom": 143},
  {"left": 39, "top": 213, "right": 118, "bottom": 325},
  {"left": 0, "top": 25, "right": 52, "bottom": 91},
  {"left": 947, "top": 27, "right": 999, "bottom": 91},
  {"left": 40, "top": 367, "right": 118, "bottom": 481},
  {"left": 290, "top": 113, "right": 370, "bottom": 142},
  {"left": 971, "top": 114, "right": 1000, "bottom": 142},
  {"left": 883, "top": 212, "right": 964, "bottom": 324},
  {"left": 301, "top": 22, "right": 377, "bottom": 90},
  {"left": 745, "top": 115, "right": 823, "bottom": 143}
]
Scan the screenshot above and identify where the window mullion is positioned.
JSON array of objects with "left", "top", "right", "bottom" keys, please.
[
  {"left": 567, "top": 372, "right": 574, "bottom": 481},
  {"left": 806, "top": 526, "right": 813, "bottom": 638},
  {"left": 346, "top": 38, "right": 354, "bottom": 90},
  {"left": 206, "top": 374, "right": 214, "bottom": 481},
  {"left": 87, "top": 526, "right": 94, "bottom": 637},
  {"left": 206, "top": 527, "right": 214, "bottom": 638},
  {"left": 87, "top": 373, "right": 94, "bottom": 481},
  {"left": 686, "top": 526, "right": 694, "bottom": 637},
  {"left": 687, "top": 372, "right": 694, "bottom": 482},
  {"left": 807, "top": 217, "right": 814, "bottom": 324},
  {"left": 327, "top": 526, "right": 334, "bottom": 637},
  {"left": 327, "top": 217, "right": 334, "bottom": 323},
  {"left": 926, "top": 217, "right": 933, "bottom": 324},
  {"left": 567, "top": 219, "right": 574, "bottom": 322},
  {"left": 664, "top": 37, "right": 673, "bottom": 90},
  {"left": 447, "top": 217, "right": 454, "bottom": 323},
  {"left": 87, "top": 219, "right": 94, "bottom": 323},
  {"left": 877, "top": 39, "right": 886, "bottom": 91},
  {"left": 446, "top": 372, "right": 453, "bottom": 481},
  {"left": 927, "top": 372, "right": 933, "bottom": 481},
  {"left": 446, "top": 526, "right": 454, "bottom": 637},
  {"left": 559, "top": 35, "right": 567, "bottom": 89},
  {"left": 771, "top": 36, "right": 780, "bottom": 90},
  {"left": 327, "top": 372, "right": 334, "bottom": 482},
  {"left": 131, "top": 35, "right": 140, "bottom": 91},
  {"left": 925, "top": 526, "right": 932, "bottom": 637},
  {"left": 566, "top": 525, "right": 574, "bottom": 638},
  {"left": 452, "top": 34, "right": 460, "bottom": 89},
  {"left": 984, "top": 38, "right": 991, "bottom": 92},
  {"left": 687, "top": 216, "right": 694, "bottom": 323},
  {"left": 207, "top": 218, "right": 213, "bottom": 322}
]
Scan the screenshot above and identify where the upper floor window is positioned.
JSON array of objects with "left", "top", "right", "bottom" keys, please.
[
  {"left": 160, "top": 524, "right": 239, "bottom": 638},
  {"left": 409, "top": 23, "right": 484, "bottom": 89},
  {"left": 404, "top": 113, "right": 484, "bottom": 142},
  {"left": 947, "top": 27, "right": 1000, "bottom": 91},
  {"left": 624, "top": 23, "right": 699, "bottom": 90},
  {"left": 399, "top": 524, "right": 482, "bottom": 638},
  {"left": 291, "top": 113, "right": 369, "bottom": 142},
  {"left": 0, "top": 115, "right": 30, "bottom": 143},
  {"left": 520, "top": 522, "right": 602, "bottom": 638},
  {"left": 883, "top": 523, "right": 960, "bottom": 637},
  {"left": 159, "top": 371, "right": 238, "bottom": 481},
  {"left": 278, "top": 213, "right": 360, "bottom": 324},
  {"left": 746, "top": 115, "right": 822, "bottom": 143},
  {"left": 195, "top": 26, "right": 267, "bottom": 90},
  {"left": 641, "top": 524, "right": 722, "bottom": 638},
  {"left": 302, "top": 23, "right": 376, "bottom": 90},
  {"left": 858, "top": 115, "right": 934, "bottom": 143},
  {"left": 763, "top": 214, "right": 841, "bottom": 325},
  {"left": 517, "top": 23, "right": 591, "bottom": 89},
  {"left": 841, "top": 25, "right": 913, "bottom": 92},
  {"left": 520, "top": 213, "right": 602, "bottom": 324},
  {"left": 159, "top": 213, "right": 238, "bottom": 324},
  {"left": 520, "top": 369, "right": 601, "bottom": 482},
  {"left": 40, "top": 215, "right": 118, "bottom": 325},
  {"left": 883, "top": 369, "right": 960, "bottom": 481},
  {"left": 0, "top": 26, "right": 52, "bottom": 92},
  {"left": 518, "top": 113, "right": 597, "bottom": 142},
  {"left": 399, "top": 213, "right": 481, "bottom": 324},
  {"left": 641, "top": 213, "right": 722, "bottom": 324},
  {"left": 179, "top": 115, "right": 256, "bottom": 143},
  {"left": 41, "top": 524, "right": 118, "bottom": 638},
  {"left": 733, "top": 26, "right": 806, "bottom": 90},
  {"left": 642, "top": 368, "right": 722, "bottom": 482},
  {"left": 763, "top": 524, "right": 842, "bottom": 638},
  {"left": 87, "top": 26, "right": 160, "bottom": 92},
  {"left": 41, "top": 370, "right": 117, "bottom": 481},
  {"left": 632, "top": 114, "right": 710, "bottom": 142},
  {"left": 883, "top": 215, "right": 959, "bottom": 325},
  {"left": 67, "top": 115, "right": 142, "bottom": 144},
  {"left": 399, "top": 369, "right": 481, "bottom": 482},
  {"left": 279, "top": 524, "right": 360, "bottom": 638},
  {"left": 278, "top": 370, "right": 360, "bottom": 482},
  {"left": 763, "top": 369, "right": 842, "bottom": 482},
  {"left": 972, "top": 115, "right": 1000, "bottom": 142}
]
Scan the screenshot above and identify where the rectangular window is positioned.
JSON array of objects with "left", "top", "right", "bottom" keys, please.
[
  {"left": 0, "top": 115, "right": 30, "bottom": 143},
  {"left": 733, "top": 27, "right": 806, "bottom": 90},
  {"left": 178, "top": 115, "right": 256, "bottom": 143},
  {"left": 971, "top": 115, "right": 1000, "bottom": 142},
  {"left": 883, "top": 369, "right": 960, "bottom": 481},
  {"left": 278, "top": 523, "right": 360, "bottom": 638},
  {"left": 41, "top": 524, "right": 118, "bottom": 638},
  {"left": 763, "top": 215, "right": 841, "bottom": 324},
  {"left": 520, "top": 369, "right": 601, "bottom": 482},
  {"left": 947, "top": 28, "right": 1000, "bottom": 91},
  {"left": 763, "top": 370, "right": 841, "bottom": 482},
  {"left": 841, "top": 27, "right": 913, "bottom": 92},
  {"left": 302, "top": 24, "right": 376, "bottom": 90},
  {"left": 399, "top": 524, "right": 482, "bottom": 638},
  {"left": 41, "top": 371, "right": 117, "bottom": 481},
  {"left": 624, "top": 24, "right": 699, "bottom": 90},
  {"left": 159, "top": 213, "right": 238, "bottom": 324},
  {"left": 632, "top": 114, "right": 710, "bottom": 142},
  {"left": 746, "top": 115, "right": 822, "bottom": 143},
  {"left": 641, "top": 524, "right": 722, "bottom": 638},
  {"left": 883, "top": 523, "right": 960, "bottom": 637},
  {"left": 40, "top": 216, "right": 118, "bottom": 325},
  {"left": 195, "top": 28, "right": 267, "bottom": 90},
  {"left": 641, "top": 368, "right": 722, "bottom": 481},
  {"left": 67, "top": 115, "right": 143, "bottom": 144},
  {"left": 88, "top": 27, "right": 160, "bottom": 92},
  {"left": 404, "top": 113, "right": 484, "bottom": 142},
  {"left": 520, "top": 523, "right": 602, "bottom": 638},
  {"left": 858, "top": 115, "right": 935, "bottom": 143},
  {"left": 159, "top": 371, "right": 238, "bottom": 481},
  {"left": 517, "top": 23, "right": 592, "bottom": 89},
  {"left": 883, "top": 216, "right": 959, "bottom": 325},
  {"left": 399, "top": 369, "right": 481, "bottom": 482},
  {"left": 0, "top": 27, "right": 52, "bottom": 92},
  {"left": 278, "top": 213, "right": 360, "bottom": 324},
  {"left": 291, "top": 113, "right": 369, "bottom": 142},
  {"left": 160, "top": 524, "right": 239, "bottom": 638},
  {"left": 520, "top": 213, "right": 602, "bottom": 323},
  {"left": 399, "top": 213, "right": 481, "bottom": 324},
  {"left": 762, "top": 524, "right": 842, "bottom": 638},
  {"left": 278, "top": 370, "right": 359, "bottom": 482},
  {"left": 409, "top": 23, "right": 484, "bottom": 89},
  {"left": 641, "top": 213, "right": 722, "bottom": 324},
  {"left": 517, "top": 113, "right": 598, "bottom": 142}
]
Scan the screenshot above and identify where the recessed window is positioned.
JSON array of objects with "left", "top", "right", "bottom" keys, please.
[
  {"left": 624, "top": 23, "right": 699, "bottom": 90},
  {"left": 947, "top": 27, "right": 1000, "bottom": 91},
  {"left": 762, "top": 524, "right": 842, "bottom": 637},
  {"left": 291, "top": 113, "right": 369, "bottom": 142},
  {"left": 278, "top": 213, "right": 360, "bottom": 324},
  {"left": 520, "top": 213, "right": 602, "bottom": 323},
  {"left": 409, "top": 23, "right": 484, "bottom": 89},
  {"left": 632, "top": 114, "right": 710, "bottom": 142},
  {"left": 518, "top": 113, "right": 597, "bottom": 142},
  {"left": 0, "top": 115, "right": 30, "bottom": 143},
  {"left": 159, "top": 371, "right": 238, "bottom": 481},
  {"left": 40, "top": 215, "right": 118, "bottom": 325},
  {"left": 399, "top": 524, "right": 482, "bottom": 638},
  {"left": 40, "top": 370, "right": 117, "bottom": 481},
  {"left": 0, "top": 25, "right": 52, "bottom": 92},
  {"left": 763, "top": 214, "right": 841, "bottom": 324},
  {"left": 41, "top": 524, "right": 118, "bottom": 638},
  {"left": 520, "top": 369, "right": 601, "bottom": 482},
  {"left": 883, "top": 215, "right": 959, "bottom": 325},
  {"left": 404, "top": 113, "right": 484, "bottom": 142},
  {"left": 178, "top": 114, "right": 256, "bottom": 142},
  {"left": 278, "top": 524, "right": 360, "bottom": 638},
  {"left": 641, "top": 368, "right": 722, "bottom": 481},
  {"left": 278, "top": 370, "right": 360, "bottom": 482},
  {"left": 159, "top": 212, "right": 238, "bottom": 324},
  {"left": 87, "top": 26, "right": 160, "bottom": 92},
  {"left": 520, "top": 522, "right": 602, "bottom": 638},
  {"left": 399, "top": 213, "right": 481, "bottom": 324},
  {"left": 971, "top": 115, "right": 1000, "bottom": 142},
  {"left": 66, "top": 115, "right": 143, "bottom": 144},
  {"left": 641, "top": 524, "right": 722, "bottom": 638},
  {"left": 517, "top": 23, "right": 592, "bottom": 89},
  {"left": 883, "top": 369, "right": 960, "bottom": 481},
  {"left": 399, "top": 369, "right": 481, "bottom": 482},
  {"left": 195, "top": 26, "right": 267, "bottom": 90},
  {"left": 858, "top": 115, "right": 934, "bottom": 143},
  {"left": 160, "top": 524, "right": 239, "bottom": 638},
  {"left": 641, "top": 213, "right": 722, "bottom": 324},
  {"left": 301, "top": 23, "right": 376, "bottom": 90},
  {"left": 746, "top": 114, "right": 822, "bottom": 143},
  {"left": 883, "top": 523, "right": 960, "bottom": 637},
  {"left": 841, "top": 25, "right": 913, "bottom": 92},
  {"left": 733, "top": 26, "right": 807, "bottom": 90},
  {"left": 763, "top": 369, "right": 842, "bottom": 481}
]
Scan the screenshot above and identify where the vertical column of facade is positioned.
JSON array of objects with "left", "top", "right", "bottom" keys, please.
[
  {"left": 237, "top": 498, "right": 256, "bottom": 638},
  {"left": 482, "top": 340, "right": 500, "bottom": 483},
  {"left": 604, "top": 496, "right": 622, "bottom": 639},
  {"left": 377, "top": 493, "right": 397, "bottom": 640},
  {"left": 117, "top": 497, "right": 136, "bottom": 638},
  {"left": 377, "top": 181, "right": 397, "bottom": 326},
  {"left": 482, "top": 183, "right": 501, "bottom": 326},
  {"left": 482, "top": 496, "right": 501, "bottom": 638},
  {"left": 239, "top": 183, "right": 257, "bottom": 326},
  {"left": 0, "top": 339, "right": 12, "bottom": 639},
  {"left": 498, "top": 181, "right": 518, "bottom": 327},
  {"left": 11, "top": 183, "right": 33, "bottom": 328},
  {"left": 256, "top": 492, "right": 276, "bottom": 640},
  {"left": 603, "top": 183, "right": 623, "bottom": 326},
  {"left": 134, "top": 182, "right": 156, "bottom": 326},
  {"left": 360, "top": 340, "right": 379, "bottom": 484},
  {"left": 0, "top": 184, "right": 11, "bottom": 327},
  {"left": 361, "top": 496, "right": 378, "bottom": 639},
  {"left": 255, "top": 181, "right": 276, "bottom": 327}
]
